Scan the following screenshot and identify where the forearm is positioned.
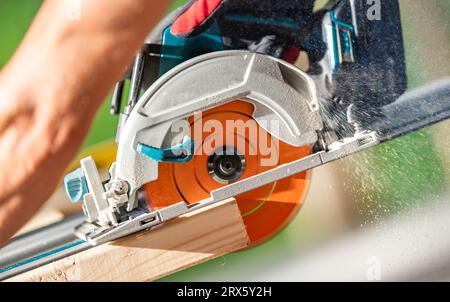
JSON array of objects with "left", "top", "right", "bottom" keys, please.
[
  {"left": 2, "top": 0, "right": 170, "bottom": 115},
  {"left": 0, "top": 0, "right": 170, "bottom": 245}
]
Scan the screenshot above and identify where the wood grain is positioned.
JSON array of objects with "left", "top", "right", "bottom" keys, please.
[{"left": 8, "top": 199, "right": 248, "bottom": 282}]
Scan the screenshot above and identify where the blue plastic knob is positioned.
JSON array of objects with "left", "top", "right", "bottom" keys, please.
[
  {"left": 64, "top": 168, "right": 89, "bottom": 203},
  {"left": 137, "top": 136, "right": 194, "bottom": 163}
]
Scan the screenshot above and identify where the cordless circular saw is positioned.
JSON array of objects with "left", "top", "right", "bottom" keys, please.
[{"left": 63, "top": 0, "right": 450, "bottom": 247}]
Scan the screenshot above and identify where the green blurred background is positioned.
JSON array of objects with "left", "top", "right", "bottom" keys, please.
[{"left": 0, "top": 0, "right": 449, "bottom": 281}]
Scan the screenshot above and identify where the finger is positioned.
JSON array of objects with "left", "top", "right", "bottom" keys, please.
[{"left": 171, "top": 0, "right": 226, "bottom": 37}]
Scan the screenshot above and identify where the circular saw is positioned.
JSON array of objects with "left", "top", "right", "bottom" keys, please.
[
  {"left": 66, "top": 50, "right": 324, "bottom": 245},
  {"left": 62, "top": 0, "right": 450, "bottom": 247}
]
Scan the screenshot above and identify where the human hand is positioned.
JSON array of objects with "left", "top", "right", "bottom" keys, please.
[
  {"left": 0, "top": 0, "right": 170, "bottom": 247},
  {"left": 0, "top": 71, "right": 96, "bottom": 246}
]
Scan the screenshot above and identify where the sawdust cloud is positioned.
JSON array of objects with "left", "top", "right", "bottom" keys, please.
[{"left": 320, "top": 100, "right": 449, "bottom": 229}]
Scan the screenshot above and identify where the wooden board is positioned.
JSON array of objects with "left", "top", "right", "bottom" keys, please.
[{"left": 7, "top": 199, "right": 249, "bottom": 282}]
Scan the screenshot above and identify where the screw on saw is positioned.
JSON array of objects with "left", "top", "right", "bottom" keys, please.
[{"left": 111, "top": 180, "right": 129, "bottom": 196}]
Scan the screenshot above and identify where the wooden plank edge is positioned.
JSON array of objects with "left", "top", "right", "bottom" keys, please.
[{"left": 7, "top": 198, "right": 249, "bottom": 282}]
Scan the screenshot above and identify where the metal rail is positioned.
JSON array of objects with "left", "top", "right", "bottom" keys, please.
[{"left": 0, "top": 214, "right": 90, "bottom": 280}]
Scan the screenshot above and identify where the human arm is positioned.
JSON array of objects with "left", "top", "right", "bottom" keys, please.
[{"left": 0, "top": 0, "right": 171, "bottom": 246}]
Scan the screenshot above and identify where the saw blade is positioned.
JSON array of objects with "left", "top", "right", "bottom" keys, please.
[{"left": 144, "top": 101, "right": 311, "bottom": 245}]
